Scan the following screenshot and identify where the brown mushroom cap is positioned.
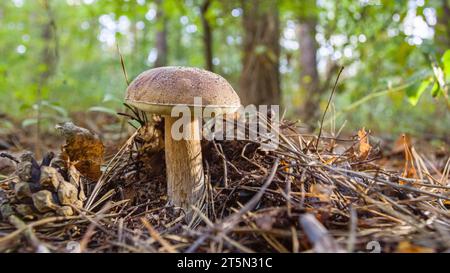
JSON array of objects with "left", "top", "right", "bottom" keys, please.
[{"left": 125, "top": 66, "right": 241, "bottom": 115}]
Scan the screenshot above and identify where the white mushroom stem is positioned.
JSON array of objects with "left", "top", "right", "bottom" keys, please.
[{"left": 164, "top": 116, "right": 204, "bottom": 216}]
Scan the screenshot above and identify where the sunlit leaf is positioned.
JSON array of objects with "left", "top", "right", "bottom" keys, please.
[
  {"left": 432, "top": 63, "right": 445, "bottom": 89},
  {"left": 254, "top": 45, "right": 267, "bottom": 55},
  {"left": 431, "top": 81, "right": 440, "bottom": 97},
  {"left": 127, "top": 119, "right": 141, "bottom": 129},
  {"left": 102, "top": 93, "right": 122, "bottom": 103},
  {"left": 41, "top": 101, "right": 69, "bottom": 117},
  {"left": 406, "top": 79, "right": 432, "bottom": 106},
  {"left": 441, "top": 49, "right": 450, "bottom": 83}
]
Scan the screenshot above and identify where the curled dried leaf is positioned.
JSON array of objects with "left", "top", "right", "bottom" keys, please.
[
  {"left": 357, "top": 128, "right": 372, "bottom": 160},
  {"left": 56, "top": 122, "right": 104, "bottom": 181}
]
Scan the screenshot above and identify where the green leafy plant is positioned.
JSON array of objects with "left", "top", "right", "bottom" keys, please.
[
  {"left": 21, "top": 100, "right": 69, "bottom": 130},
  {"left": 407, "top": 49, "right": 450, "bottom": 106}
]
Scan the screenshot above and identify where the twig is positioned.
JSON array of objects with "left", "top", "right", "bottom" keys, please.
[
  {"left": 0, "top": 215, "right": 81, "bottom": 251},
  {"left": 315, "top": 66, "right": 344, "bottom": 150},
  {"left": 116, "top": 43, "right": 129, "bottom": 85},
  {"left": 141, "top": 217, "right": 178, "bottom": 253},
  {"left": 8, "top": 215, "right": 50, "bottom": 253},
  {"left": 222, "top": 158, "right": 280, "bottom": 232},
  {"left": 0, "top": 152, "right": 19, "bottom": 163}
]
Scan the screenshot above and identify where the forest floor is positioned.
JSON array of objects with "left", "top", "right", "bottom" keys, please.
[{"left": 0, "top": 112, "right": 449, "bottom": 253}]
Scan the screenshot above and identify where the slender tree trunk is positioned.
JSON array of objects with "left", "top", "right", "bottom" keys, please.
[
  {"left": 154, "top": 0, "right": 168, "bottom": 67},
  {"left": 36, "top": 0, "right": 58, "bottom": 158},
  {"left": 437, "top": 0, "right": 450, "bottom": 51},
  {"left": 297, "top": 16, "right": 320, "bottom": 127},
  {"left": 200, "top": 0, "right": 213, "bottom": 71},
  {"left": 40, "top": 0, "right": 58, "bottom": 83},
  {"left": 239, "top": 0, "right": 280, "bottom": 106}
]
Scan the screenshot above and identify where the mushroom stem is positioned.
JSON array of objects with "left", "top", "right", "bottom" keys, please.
[{"left": 164, "top": 116, "right": 204, "bottom": 217}]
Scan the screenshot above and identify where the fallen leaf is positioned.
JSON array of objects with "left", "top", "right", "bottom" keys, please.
[
  {"left": 309, "top": 184, "right": 332, "bottom": 202},
  {"left": 357, "top": 128, "right": 371, "bottom": 160},
  {"left": 392, "top": 133, "right": 412, "bottom": 154},
  {"left": 56, "top": 122, "right": 104, "bottom": 181},
  {"left": 400, "top": 134, "right": 418, "bottom": 181},
  {"left": 396, "top": 241, "right": 434, "bottom": 253},
  {"left": 280, "top": 159, "right": 290, "bottom": 172}
]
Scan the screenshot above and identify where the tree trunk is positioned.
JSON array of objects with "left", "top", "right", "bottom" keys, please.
[
  {"left": 40, "top": 0, "right": 58, "bottom": 84},
  {"left": 154, "top": 0, "right": 168, "bottom": 67},
  {"left": 200, "top": 0, "right": 213, "bottom": 71},
  {"left": 437, "top": 0, "right": 450, "bottom": 51},
  {"left": 239, "top": 0, "right": 280, "bottom": 106},
  {"left": 297, "top": 16, "right": 320, "bottom": 127},
  {"left": 36, "top": 0, "right": 58, "bottom": 158}
]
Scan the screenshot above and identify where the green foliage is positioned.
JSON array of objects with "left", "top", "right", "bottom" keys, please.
[
  {"left": 0, "top": 0, "right": 448, "bottom": 137},
  {"left": 407, "top": 49, "right": 450, "bottom": 105},
  {"left": 442, "top": 49, "right": 450, "bottom": 82},
  {"left": 88, "top": 106, "right": 118, "bottom": 116},
  {"left": 407, "top": 78, "right": 433, "bottom": 106}
]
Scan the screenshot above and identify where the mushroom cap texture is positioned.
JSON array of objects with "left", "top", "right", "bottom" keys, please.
[{"left": 125, "top": 66, "right": 241, "bottom": 114}]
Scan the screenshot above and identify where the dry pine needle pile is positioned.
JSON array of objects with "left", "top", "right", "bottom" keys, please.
[{"left": 0, "top": 117, "right": 449, "bottom": 253}]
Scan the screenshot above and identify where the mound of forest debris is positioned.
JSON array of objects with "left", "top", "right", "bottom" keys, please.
[{"left": 0, "top": 117, "right": 449, "bottom": 253}]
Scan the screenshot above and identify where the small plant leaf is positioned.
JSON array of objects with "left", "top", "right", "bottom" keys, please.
[
  {"left": 21, "top": 118, "right": 38, "bottom": 128},
  {"left": 406, "top": 79, "right": 432, "bottom": 106},
  {"left": 441, "top": 49, "right": 450, "bottom": 83},
  {"left": 41, "top": 101, "right": 69, "bottom": 118},
  {"left": 88, "top": 106, "right": 117, "bottom": 116},
  {"left": 102, "top": 93, "right": 122, "bottom": 103},
  {"left": 431, "top": 81, "right": 440, "bottom": 97}
]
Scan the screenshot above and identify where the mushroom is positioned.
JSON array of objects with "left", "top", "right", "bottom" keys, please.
[{"left": 125, "top": 66, "right": 241, "bottom": 217}]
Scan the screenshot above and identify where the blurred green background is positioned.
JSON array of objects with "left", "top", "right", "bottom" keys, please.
[{"left": 0, "top": 0, "right": 449, "bottom": 139}]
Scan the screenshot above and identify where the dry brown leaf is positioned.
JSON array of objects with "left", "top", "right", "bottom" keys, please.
[
  {"left": 395, "top": 241, "right": 434, "bottom": 253},
  {"left": 392, "top": 133, "right": 412, "bottom": 154},
  {"left": 309, "top": 184, "right": 332, "bottom": 202},
  {"left": 280, "top": 159, "right": 290, "bottom": 172},
  {"left": 357, "top": 128, "right": 372, "bottom": 160},
  {"left": 400, "top": 134, "right": 418, "bottom": 181},
  {"left": 56, "top": 122, "right": 104, "bottom": 181}
]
